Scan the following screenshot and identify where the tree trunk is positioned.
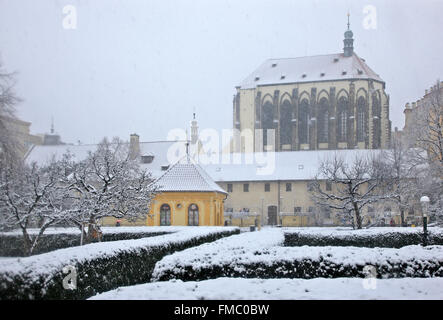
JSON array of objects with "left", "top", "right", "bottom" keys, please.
[
  {"left": 21, "top": 227, "right": 32, "bottom": 256},
  {"left": 353, "top": 202, "right": 363, "bottom": 229},
  {"left": 400, "top": 209, "right": 406, "bottom": 227}
]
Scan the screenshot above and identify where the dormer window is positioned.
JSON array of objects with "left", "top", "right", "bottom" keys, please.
[
  {"left": 161, "top": 165, "right": 170, "bottom": 171},
  {"left": 357, "top": 69, "right": 363, "bottom": 75},
  {"left": 141, "top": 155, "right": 154, "bottom": 164},
  {"left": 254, "top": 76, "right": 260, "bottom": 81},
  {"left": 271, "top": 63, "right": 277, "bottom": 68},
  {"left": 320, "top": 72, "right": 325, "bottom": 77},
  {"left": 280, "top": 74, "right": 286, "bottom": 80},
  {"left": 342, "top": 70, "right": 347, "bottom": 75},
  {"left": 302, "top": 73, "right": 307, "bottom": 78},
  {"left": 333, "top": 58, "right": 339, "bottom": 62}
]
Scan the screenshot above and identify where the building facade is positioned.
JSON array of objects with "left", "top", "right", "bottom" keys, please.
[{"left": 232, "top": 21, "right": 391, "bottom": 153}]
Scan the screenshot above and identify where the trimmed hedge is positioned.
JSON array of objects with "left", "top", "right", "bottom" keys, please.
[
  {"left": 0, "top": 231, "right": 170, "bottom": 257},
  {"left": 154, "top": 257, "right": 443, "bottom": 282},
  {"left": 283, "top": 228, "right": 443, "bottom": 248},
  {"left": 153, "top": 245, "right": 443, "bottom": 282},
  {"left": 0, "top": 227, "right": 239, "bottom": 300}
]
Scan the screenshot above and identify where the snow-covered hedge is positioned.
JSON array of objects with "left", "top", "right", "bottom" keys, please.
[
  {"left": 152, "top": 229, "right": 443, "bottom": 281},
  {"left": 0, "top": 226, "right": 192, "bottom": 256},
  {"left": 0, "top": 227, "right": 239, "bottom": 300},
  {"left": 283, "top": 227, "right": 443, "bottom": 248}
]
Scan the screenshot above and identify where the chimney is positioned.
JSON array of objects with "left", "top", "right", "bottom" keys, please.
[{"left": 129, "top": 133, "right": 140, "bottom": 160}]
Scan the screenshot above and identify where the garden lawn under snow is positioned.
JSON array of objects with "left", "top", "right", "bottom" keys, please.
[
  {"left": 89, "top": 277, "right": 443, "bottom": 300},
  {"left": 152, "top": 228, "right": 443, "bottom": 280}
]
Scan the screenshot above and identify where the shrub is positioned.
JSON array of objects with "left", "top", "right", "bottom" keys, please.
[
  {"left": 0, "top": 227, "right": 239, "bottom": 300},
  {"left": 283, "top": 227, "right": 443, "bottom": 248},
  {"left": 0, "top": 226, "right": 192, "bottom": 256},
  {"left": 152, "top": 230, "right": 443, "bottom": 282}
]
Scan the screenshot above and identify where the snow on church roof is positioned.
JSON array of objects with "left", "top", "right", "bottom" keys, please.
[
  {"left": 239, "top": 52, "right": 384, "bottom": 89},
  {"left": 153, "top": 157, "right": 227, "bottom": 194}
]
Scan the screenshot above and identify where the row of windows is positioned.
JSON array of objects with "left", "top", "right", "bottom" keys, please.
[
  {"left": 226, "top": 182, "right": 332, "bottom": 193},
  {"left": 159, "top": 203, "right": 199, "bottom": 226},
  {"left": 261, "top": 95, "right": 381, "bottom": 147}
]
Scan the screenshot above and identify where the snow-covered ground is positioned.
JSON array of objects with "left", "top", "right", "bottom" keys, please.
[{"left": 89, "top": 277, "right": 443, "bottom": 300}]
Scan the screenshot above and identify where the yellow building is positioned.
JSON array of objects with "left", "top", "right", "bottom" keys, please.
[{"left": 147, "top": 157, "right": 227, "bottom": 226}]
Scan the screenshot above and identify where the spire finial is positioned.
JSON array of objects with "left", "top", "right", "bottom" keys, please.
[
  {"left": 343, "top": 12, "right": 354, "bottom": 57},
  {"left": 50, "top": 116, "right": 54, "bottom": 134},
  {"left": 347, "top": 12, "right": 350, "bottom": 30}
]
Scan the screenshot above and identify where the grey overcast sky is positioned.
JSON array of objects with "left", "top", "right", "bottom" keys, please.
[{"left": 0, "top": 0, "right": 442, "bottom": 144}]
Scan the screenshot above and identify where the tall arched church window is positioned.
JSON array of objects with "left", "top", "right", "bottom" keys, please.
[
  {"left": 318, "top": 97, "right": 329, "bottom": 143},
  {"left": 160, "top": 204, "right": 171, "bottom": 226},
  {"left": 280, "top": 99, "right": 292, "bottom": 146},
  {"left": 188, "top": 204, "right": 199, "bottom": 226},
  {"left": 262, "top": 101, "right": 274, "bottom": 147},
  {"left": 337, "top": 96, "right": 348, "bottom": 142},
  {"left": 372, "top": 94, "right": 381, "bottom": 148},
  {"left": 357, "top": 96, "right": 366, "bottom": 142},
  {"left": 298, "top": 99, "right": 310, "bottom": 144}
]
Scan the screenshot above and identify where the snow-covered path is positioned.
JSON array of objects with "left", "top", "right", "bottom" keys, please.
[{"left": 89, "top": 277, "right": 443, "bottom": 300}]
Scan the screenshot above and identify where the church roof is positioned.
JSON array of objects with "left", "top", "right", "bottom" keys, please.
[
  {"left": 239, "top": 52, "right": 384, "bottom": 89},
  {"left": 154, "top": 157, "right": 227, "bottom": 194}
]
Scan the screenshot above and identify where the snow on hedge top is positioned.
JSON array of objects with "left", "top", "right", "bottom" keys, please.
[
  {"left": 0, "top": 226, "right": 193, "bottom": 236},
  {"left": 0, "top": 227, "right": 238, "bottom": 281},
  {"left": 283, "top": 227, "right": 443, "bottom": 236},
  {"left": 152, "top": 229, "right": 284, "bottom": 277}
]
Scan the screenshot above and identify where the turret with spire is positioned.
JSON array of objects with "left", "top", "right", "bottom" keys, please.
[
  {"left": 343, "top": 12, "right": 354, "bottom": 57},
  {"left": 190, "top": 111, "right": 199, "bottom": 145}
]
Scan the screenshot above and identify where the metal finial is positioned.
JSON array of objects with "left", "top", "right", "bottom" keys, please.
[
  {"left": 347, "top": 12, "right": 350, "bottom": 30},
  {"left": 51, "top": 116, "right": 54, "bottom": 134}
]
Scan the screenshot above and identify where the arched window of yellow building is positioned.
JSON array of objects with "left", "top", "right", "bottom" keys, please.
[
  {"left": 188, "top": 204, "right": 199, "bottom": 226},
  {"left": 160, "top": 204, "right": 171, "bottom": 226}
]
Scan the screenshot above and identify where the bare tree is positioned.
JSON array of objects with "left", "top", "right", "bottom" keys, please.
[
  {"left": 0, "top": 159, "right": 71, "bottom": 256},
  {"left": 0, "top": 61, "right": 22, "bottom": 166},
  {"left": 65, "top": 137, "right": 158, "bottom": 243},
  {"left": 310, "top": 152, "right": 384, "bottom": 229},
  {"left": 404, "top": 79, "right": 443, "bottom": 224},
  {"left": 376, "top": 136, "right": 420, "bottom": 226}
]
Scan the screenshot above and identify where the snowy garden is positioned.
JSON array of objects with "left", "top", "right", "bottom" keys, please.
[{"left": 1, "top": 226, "right": 442, "bottom": 300}]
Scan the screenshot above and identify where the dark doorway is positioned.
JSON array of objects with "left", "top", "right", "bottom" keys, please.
[{"left": 268, "top": 205, "right": 277, "bottom": 225}]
